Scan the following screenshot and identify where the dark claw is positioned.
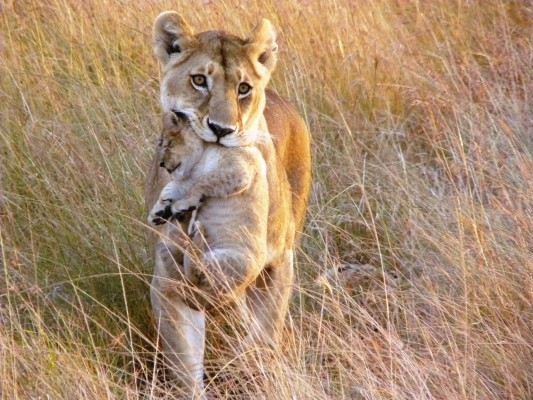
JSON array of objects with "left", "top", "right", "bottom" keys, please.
[
  {"left": 153, "top": 206, "right": 173, "bottom": 221},
  {"left": 160, "top": 205, "right": 173, "bottom": 220},
  {"left": 173, "top": 205, "right": 197, "bottom": 222},
  {"left": 153, "top": 217, "right": 166, "bottom": 226}
]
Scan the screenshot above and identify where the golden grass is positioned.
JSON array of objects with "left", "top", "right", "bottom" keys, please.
[{"left": 1, "top": 0, "right": 533, "bottom": 398}]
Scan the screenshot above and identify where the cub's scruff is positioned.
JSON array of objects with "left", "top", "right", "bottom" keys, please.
[{"left": 148, "top": 112, "right": 269, "bottom": 306}]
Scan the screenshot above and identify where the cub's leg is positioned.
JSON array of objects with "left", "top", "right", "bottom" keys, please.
[
  {"left": 183, "top": 227, "right": 263, "bottom": 309},
  {"left": 244, "top": 249, "right": 294, "bottom": 346}
]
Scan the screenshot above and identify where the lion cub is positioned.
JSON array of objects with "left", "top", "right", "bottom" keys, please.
[{"left": 148, "top": 112, "right": 269, "bottom": 306}]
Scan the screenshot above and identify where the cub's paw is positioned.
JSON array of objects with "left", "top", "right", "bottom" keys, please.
[
  {"left": 188, "top": 220, "right": 206, "bottom": 238},
  {"left": 187, "top": 267, "right": 209, "bottom": 289},
  {"left": 148, "top": 200, "right": 174, "bottom": 226},
  {"left": 171, "top": 196, "right": 201, "bottom": 220}
]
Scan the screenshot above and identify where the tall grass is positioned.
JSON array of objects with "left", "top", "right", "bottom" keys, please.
[{"left": 1, "top": 0, "right": 532, "bottom": 398}]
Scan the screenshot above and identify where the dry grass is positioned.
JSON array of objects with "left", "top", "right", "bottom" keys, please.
[{"left": 1, "top": 0, "right": 533, "bottom": 398}]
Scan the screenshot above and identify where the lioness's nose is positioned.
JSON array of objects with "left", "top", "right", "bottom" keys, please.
[{"left": 208, "top": 120, "right": 235, "bottom": 139}]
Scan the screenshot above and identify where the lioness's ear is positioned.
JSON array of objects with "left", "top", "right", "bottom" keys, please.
[
  {"left": 246, "top": 19, "right": 278, "bottom": 74},
  {"left": 153, "top": 11, "right": 195, "bottom": 65}
]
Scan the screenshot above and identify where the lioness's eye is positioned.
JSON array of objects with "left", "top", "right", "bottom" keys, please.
[
  {"left": 191, "top": 74, "right": 207, "bottom": 88},
  {"left": 238, "top": 82, "right": 252, "bottom": 96}
]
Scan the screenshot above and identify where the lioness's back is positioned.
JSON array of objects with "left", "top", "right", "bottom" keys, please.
[{"left": 264, "top": 89, "right": 311, "bottom": 235}]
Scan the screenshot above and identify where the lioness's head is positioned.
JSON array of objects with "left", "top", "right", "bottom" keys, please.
[
  {"left": 158, "top": 112, "right": 204, "bottom": 180},
  {"left": 153, "top": 11, "right": 278, "bottom": 147}
]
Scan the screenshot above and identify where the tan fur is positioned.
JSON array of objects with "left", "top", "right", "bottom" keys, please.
[
  {"left": 145, "top": 12, "right": 311, "bottom": 395},
  {"left": 148, "top": 112, "right": 270, "bottom": 309},
  {"left": 0, "top": 155, "right": 5, "bottom": 213}
]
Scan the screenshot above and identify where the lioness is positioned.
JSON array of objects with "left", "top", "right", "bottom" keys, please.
[
  {"left": 145, "top": 11, "right": 311, "bottom": 396},
  {"left": 148, "top": 111, "right": 269, "bottom": 310}
]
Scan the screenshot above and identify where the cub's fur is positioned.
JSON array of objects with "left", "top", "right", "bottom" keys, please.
[
  {"left": 148, "top": 112, "right": 269, "bottom": 308},
  {"left": 145, "top": 12, "right": 311, "bottom": 396}
]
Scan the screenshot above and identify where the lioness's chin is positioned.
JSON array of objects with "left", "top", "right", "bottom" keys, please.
[
  {"left": 194, "top": 130, "right": 218, "bottom": 144},
  {"left": 219, "top": 135, "right": 254, "bottom": 148}
]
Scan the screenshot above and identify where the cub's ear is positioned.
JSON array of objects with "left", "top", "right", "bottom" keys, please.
[
  {"left": 162, "top": 112, "right": 183, "bottom": 130},
  {"left": 246, "top": 19, "right": 278, "bottom": 75},
  {"left": 152, "top": 11, "right": 195, "bottom": 65}
]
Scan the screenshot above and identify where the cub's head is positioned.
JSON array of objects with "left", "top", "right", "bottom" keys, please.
[
  {"left": 152, "top": 11, "right": 278, "bottom": 147},
  {"left": 158, "top": 112, "right": 205, "bottom": 180}
]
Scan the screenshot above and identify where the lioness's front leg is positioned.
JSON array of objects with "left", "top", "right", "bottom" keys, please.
[
  {"left": 244, "top": 250, "right": 294, "bottom": 347},
  {"left": 151, "top": 274, "right": 207, "bottom": 398},
  {"left": 151, "top": 221, "right": 207, "bottom": 398}
]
